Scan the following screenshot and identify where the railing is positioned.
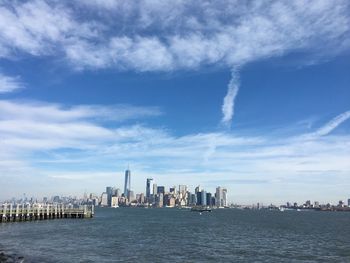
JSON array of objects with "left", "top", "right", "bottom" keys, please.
[{"left": 0, "top": 204, "right": 94, "bottom": 223}]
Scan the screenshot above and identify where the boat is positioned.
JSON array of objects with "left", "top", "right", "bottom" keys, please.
[{"left": 190, "top": 206, "right": 212, "bottom": 212}]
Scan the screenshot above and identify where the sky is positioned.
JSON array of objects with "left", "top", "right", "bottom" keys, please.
[{"left": 0, "top": 0, "right": 350, "bottom": 204}]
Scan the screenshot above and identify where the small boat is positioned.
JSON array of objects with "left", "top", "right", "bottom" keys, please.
[{"left": 190, "top": 206, "right": 212, "bottom": 212}]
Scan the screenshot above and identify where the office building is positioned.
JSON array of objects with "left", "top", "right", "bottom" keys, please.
[
  {"left": 156, "top": 193, "right": 164, "bottom": 207},
  {"left": 124, "top": 169, "right": 131, "bottom": 198},
  {"left": 106, "top": 186, "right": 113, "bottom": 206},
  {"left": 111, "top": 196, "right": 119, "bottom": 208},
  {"left": 101, "top": 192, "right": 108, "bottom": 207},
  {"left": 128, "top": 190, "right": 135, "bottom": 202},
  {"left": 222, "top": 188, "right": 227, "bottom": 207},
  {"left": 153, "top": 183, "right": 158, "bottom": 197},
  {"left": 206, "top": 192, "right": 212, "bottom": 206},
  {"left": 196, "top": 191, "right": 202, "bottom": 206},
  {"left": 157, "top": 186, "right": 165, "bottom": 194},
  {"left": 146, "top": 178, "right": 153, "bottom": 198},
  {"left": 214, "top": 187, "right": 228, "bottom": 207},
  {"left": 201, "top": 190, "right": 207, "bottom": 206}
]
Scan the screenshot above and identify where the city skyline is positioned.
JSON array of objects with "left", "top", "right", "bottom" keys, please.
[
  {"left": 3, "top": 166, "right": 350, "bottom": 210},
  {"left": 0, "top": 1, "right": 350, "bottom": 203}
]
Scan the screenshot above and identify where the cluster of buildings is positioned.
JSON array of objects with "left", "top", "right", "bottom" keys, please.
[
  {"left": 2, "top": 194, "right": 87, "bottom": 206},
  {"left": 279, "top": 199, "right": 350, "bottom": 211},
  {"left": 98, "top": 169, "right": 228, "bottom": 208}
]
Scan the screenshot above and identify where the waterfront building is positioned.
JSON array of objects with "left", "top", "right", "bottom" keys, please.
[
  {"left": 196, "top": 191, "right": 201, "bottom": 206},
  {"left": 101, "top": 192, "right": 108, "bottom": 207},
  {"left": 215, "top": 187, "right": 227, "bottom": 207},
  {"left": 211, "top": 197, "right": 216, "bottom": 207},
  {"left": 106, "top": 186, "right": 113, "bottom": 206},
  {"left": 111, "top": 196, "right": 119, "bottom": 208},
  {"left": 215, "top": 187, "right": 222, "bottom": 207},
  {"left": 190, "top": 194, "right": 196, "bottom": 206},
  {"left": 146, "top": 178, "right": 153, "bottom": 198},
  {"left": 167, "top": 197, "right": 175, "bottom": 207},
  {"left": 156, "top": 193, "right": 164, "bottom": 207},
  {"left": 140, "top": 193, "right": 145, "bottom": 204},
  {"left": 128, "top": 190, "right": 135, "bottom": 202},
  {"left": 124, "top": 169, "right": 131, "bottom": 198},
  {"left": 201, "top": 191, "right": 207, "bottom": 206},
  {"left": 222, "top": 188, "right": 227, "bottom": 207},
  {"left": 206, "top": 193, "right": 212, "bottom": 206}
]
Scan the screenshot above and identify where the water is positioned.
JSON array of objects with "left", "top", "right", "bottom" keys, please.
[{"left": 0, "top": 208, "right": 350, "bottom": 262}]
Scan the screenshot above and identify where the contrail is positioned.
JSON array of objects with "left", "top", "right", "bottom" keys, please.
[
  {"left": 314, "top": 110, "right": 350, "bottom": 136},
  {"left": 221, "top": 69, "right": 240, "bottom": 127}
]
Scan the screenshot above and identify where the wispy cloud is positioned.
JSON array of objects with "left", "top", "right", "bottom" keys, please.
[
  {"left": 1, "top": 100, "right": 350, "bottom": 202},
  {"left": 0, "top": 73, "right": 23, "bottom": 93},
  {"left": 0, "top": 1, "right": 349, "bottom": 71},
  {"left": 221, "top": 69, "right": 240, "bottom": 127},
  {"left": 314, "top": 111, "right": 350, "bottom": 136},
  {"left": 0, "top": 100, "right": 162, "bottom": 123},
  {"left": 1, "top": 1, "right": 349, "bottom": 127}
]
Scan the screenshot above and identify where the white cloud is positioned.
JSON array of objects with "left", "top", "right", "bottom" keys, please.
[
  {"left": 1, "top": 2, "right": 350, "bottom": 201},
  {"left": 1, "top": 100, "right": 350, "bottom": 202},
  {"left": 0, "top": 1, "right": 349, "bottom": 71},
  {"left": 221, "top": 70, "right": 240, "bottom": 126},
  {"left": 314, "top": 111, "right": 350, "bottom": 136},
  {"left": 0, "top": 73, "right": 23, "bottom": 93},
  {"left": 0, "top": 100, "right": 161, "bottom": 122},
  {"left": 0, "top": 100, "right": 163, "bottom": 151}
]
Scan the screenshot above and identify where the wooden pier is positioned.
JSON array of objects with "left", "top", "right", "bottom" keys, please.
[{"left": 0, "top": 204, "right": 94, "bottom": 223}]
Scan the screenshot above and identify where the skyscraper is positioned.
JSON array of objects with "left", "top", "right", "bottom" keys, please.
[
  {"left": 216, "top": 186, "right": 223, "bottom": 207},
  {"left": 157, "top": 186, "right": 165, "bottom": 194},
  {"left": 206, "top": 192, "right": 212, "bottom": 206},
  {"left": 215, "top": 187, "right": 228, "bottom": 207},
  {"left": 101, "top": 192, "right": 108, "bottom": 207},
  {"left": 124, "top": 168, "right": 131, "bottom": 198},
  {"left": 153, "top": 183, "right": 158, "bottom": 197},
  {"left": 222, "top": 188, "right": 227, "bottom": 207},
  {"left": 106, "top": 186, "right": 113, "bottom": 206},
  {"left": 196, "top": 191, "right": 202, "bottom": 206},
  {"left": 201, "top": 190, "right": 207, "bottom": 206},
  {"left": 146, "top": 178, "right": 153, "bottom": 198}
]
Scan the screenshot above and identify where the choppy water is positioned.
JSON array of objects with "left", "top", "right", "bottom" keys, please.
[{"left": 0, "top": 208, "right": 350, "bottom": 262}]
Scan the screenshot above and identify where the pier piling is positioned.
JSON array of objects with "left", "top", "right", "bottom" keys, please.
[{"left": 0, "top": 204, "right": 94, "bottom": 223}]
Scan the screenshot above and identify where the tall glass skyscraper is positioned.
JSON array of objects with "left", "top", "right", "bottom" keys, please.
[
  {"left": 146, "top": 178, "right": 153, "bottom": 198},
  {"left": 124, "top": 169, "right": 131, "bottom": 198}
]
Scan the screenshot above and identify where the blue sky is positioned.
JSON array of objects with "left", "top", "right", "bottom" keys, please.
[{"left": 0, "top": 0, "right": 350, "bottom": 204}]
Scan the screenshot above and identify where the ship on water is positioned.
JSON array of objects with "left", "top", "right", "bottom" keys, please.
[{"left": 190, "top": 206, "right": 212, "bottom": 212}]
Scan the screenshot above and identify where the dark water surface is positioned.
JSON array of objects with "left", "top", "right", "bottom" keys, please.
[{"left": 0, "top": 208, "right": 350, "bottom": 262}]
